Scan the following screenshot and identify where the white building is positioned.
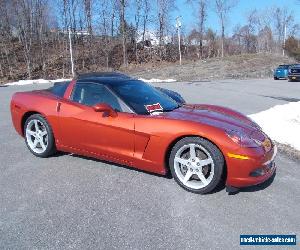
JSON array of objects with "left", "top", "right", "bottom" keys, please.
[{"left": 136, "top": 30, "right": 172, "bottom": 46}]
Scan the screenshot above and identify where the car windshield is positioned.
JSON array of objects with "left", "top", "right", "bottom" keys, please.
[
  {"left": 109, "top": 80, "right": 180, "bottom": 115},
  {"left": 278, "top": 65, "right": 289, "bottom": 69}
]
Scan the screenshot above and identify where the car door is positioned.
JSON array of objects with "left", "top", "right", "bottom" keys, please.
[{"left": 58, "top": 81, "right": 135, "bottom": 164}]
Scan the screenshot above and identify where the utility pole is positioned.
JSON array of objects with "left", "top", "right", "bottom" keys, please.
[
  {"left": 68, "top": 27, "right": 75, "bottom": 77},
  {"left": 283, "top": 23, "right": 287, "bottom": 56},
  {"left": 176, "top": 16, "right": 182, "bottom": 65}
]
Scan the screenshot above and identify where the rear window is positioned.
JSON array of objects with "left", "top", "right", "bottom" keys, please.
[{"left": 50, "top": 82, "right": 70, "bottom": 97}]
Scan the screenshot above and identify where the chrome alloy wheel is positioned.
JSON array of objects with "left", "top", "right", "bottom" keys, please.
[
  {"left": 174, "top": 143, "right": 215, "bottom": 189},
  {"left": 25, "top": 119, "right": 48, "bottom": 154}
]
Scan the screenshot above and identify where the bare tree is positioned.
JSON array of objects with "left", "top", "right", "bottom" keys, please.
[
  {"left": 0, "top": 0, "right": 14, "bottom": 78},
  {"left": 206, "top": 28, "right": 218, "bottom": 58},
  {"left": 272, "top": 7, "right": 294, "bottom": 53},
  {"left": 244, "top": 7, "right": 274, "bottom": 53},
  {"left": 198, "top": 0, "right": 207, "bottom": 58},
  {"left": 156, "top": 0, "right": 175, "bottom": 45},
  {"left": 133, "top": 0, "right": 142, "bottom": 61},
  {"left": 98, "top": 0, "right": 113, "bottom": 69},
  {"left": 13, "top": 0, "right": 34, "bottom": 78},
  {"left": 155, "top": 0, "right": 175, "bottom": 61},
  {"left": 84, "top": 0, "right": 92, "bottom": 35},
  {"left": 119, "top": 0, "right": 127, "bottom": 66},
  {"left": 188, "top": 0, "right": 207, "bottom": 58},
  {"left": 214, "top": 0, "right": 237, "bottom": 57},
  {"left": 239, "top": 25, "right": 257, "bottom": 53},
  {"left": 257, "top": 26, "right": 273, "bottom": 53},
  {"left": 141, "top": 0, "right": 150, "bottom": 44},
  {"left": 290, "top": 24, "right": 300, "bottom": 37}
]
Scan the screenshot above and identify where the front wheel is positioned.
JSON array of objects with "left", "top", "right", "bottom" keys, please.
[
  {"left": 169, "top": 137, "right": 224, "bottom": 194},
  {"left": 24, "top": 114, "right": 56, "bottom": 157}
]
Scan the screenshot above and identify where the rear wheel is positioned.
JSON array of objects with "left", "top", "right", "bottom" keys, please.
[
  {"left": 24, "top": 114, "right": 56, "bottom": 157},
  {"left": 274, "top": 77, "right": 278, "bottom": 80},
  {"left": 169, "top": 137, "right": 224, "bottom": 194}
]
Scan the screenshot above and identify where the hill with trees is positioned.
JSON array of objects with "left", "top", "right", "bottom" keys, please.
[{"left": 0, "top": 0, "right": 299, "bottom": 82}]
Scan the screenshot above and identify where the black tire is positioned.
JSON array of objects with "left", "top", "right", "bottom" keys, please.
[
  {"left": 24, "top": 114, "right": 56, "bottom": 157},
  {"left": 169, "top": 137, "right": 224, "bottom": 194},
  {"left": 274, "top": 77, "right": 278, "bottom": 80}
]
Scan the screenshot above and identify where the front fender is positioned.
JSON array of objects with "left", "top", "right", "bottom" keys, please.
[{"left": 133, "top": 116, "right": 238, "bottom": 175}]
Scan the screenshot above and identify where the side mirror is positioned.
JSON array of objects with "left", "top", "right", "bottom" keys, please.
[{"left": 93, "top": 103, "right": 117, "bottom": 117}]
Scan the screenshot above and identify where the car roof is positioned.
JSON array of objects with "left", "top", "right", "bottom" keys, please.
[
  {"left": 76, "top": 72, "right": 143, "bottom": 86},
  {"left": 77, "top": 72, "right": 132, "bottom": 80},
  {"left": 76, "top": 72, "right": 138, "bottom": 86}
]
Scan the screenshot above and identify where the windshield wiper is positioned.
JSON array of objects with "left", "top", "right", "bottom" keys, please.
[{"left": 163, "top": 105, "right": 181, "bottom": 112}]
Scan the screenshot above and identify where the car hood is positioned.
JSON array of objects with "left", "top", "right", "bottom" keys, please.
[{"left": 159, "top": 104, "right": 261, "bottom": 136}]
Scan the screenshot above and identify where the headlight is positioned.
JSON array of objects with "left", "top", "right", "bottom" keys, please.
[{"left": 226, "top": 130, "right": 260, "bottom": 148}]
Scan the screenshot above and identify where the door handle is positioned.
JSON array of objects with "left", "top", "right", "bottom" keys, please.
[{"left": 56, "top": 102, "right": 61, "bottom": 112}]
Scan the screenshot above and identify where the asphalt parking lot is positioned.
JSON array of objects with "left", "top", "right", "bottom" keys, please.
[{"left": 0, "top": 78, "right": 299, "bottom": 249}]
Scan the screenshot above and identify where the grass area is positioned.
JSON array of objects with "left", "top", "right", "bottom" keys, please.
[
  {"left": 128, "top": 53, "right": 296, "bottom": 81},
  {"left": 1, "top": 52, "right": 297, "bottom": 84}
]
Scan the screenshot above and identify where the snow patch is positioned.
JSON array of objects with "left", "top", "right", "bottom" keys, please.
[
  {"left": 249, "top": 101, "right": 300, "bottom": 151},
  {"left": 6, "top": 78, "right": 175, "bottom": 85},
  {"left": 5, "top": 79, "right": 71, "bottom": 86},
  {"left": 138, "top": 78, "right": 176, "bottom": 83}
]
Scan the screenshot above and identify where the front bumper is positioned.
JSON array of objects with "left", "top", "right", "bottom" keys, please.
[
  {"left": 274, "top": 73, "right": 288, "bottom": 79},
  {"left": 288, "top": 75, "right": 300, "bottom": 81},
  {"left": 226, "top": 145, "right": 277, "bottom": 188}
]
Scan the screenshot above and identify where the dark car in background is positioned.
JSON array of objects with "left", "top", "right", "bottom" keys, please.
[
  {"left": 274, "top": 64, "right": 290, "bottom": 80},
  {"left": 288, "top": 64, "right": 300, "bottom": 82}
]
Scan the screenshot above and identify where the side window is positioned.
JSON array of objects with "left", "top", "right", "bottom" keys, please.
[{"left": 72, "top": 83, "right": 126, "bottom": 112}]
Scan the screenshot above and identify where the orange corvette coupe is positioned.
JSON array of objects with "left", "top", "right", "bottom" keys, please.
[{"left": 10, "top": 73, "right": 277, "bottom": 194}]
